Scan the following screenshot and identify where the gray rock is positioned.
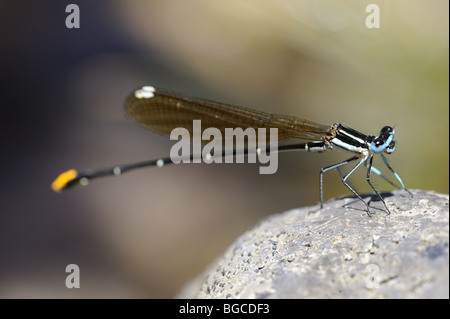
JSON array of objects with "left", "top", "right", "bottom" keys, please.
[{"left": 177, "top": 190, "right": 449, "bottom": 298}]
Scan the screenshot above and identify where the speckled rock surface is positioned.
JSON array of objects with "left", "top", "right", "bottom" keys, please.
[{"left": 177, "top": 190, "right": 449, "bottom": 299}]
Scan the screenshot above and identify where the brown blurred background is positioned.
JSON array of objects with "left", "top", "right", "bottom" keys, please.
[{"left": 0, "top": 0, "right": 448, "bottom": 298}]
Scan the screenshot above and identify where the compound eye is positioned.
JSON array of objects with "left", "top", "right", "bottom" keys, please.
[
  {"left": 373, "top": 138, "right": 384, "bottom": 147},
  {"left": 370, "top": 137, "right": 387, "bottom": 154},
  {"left": 380, "top": 126, "right": 393, "bottom": 136},
  {"left": 385, "top": 141, "right": 396, "bottom": 154}
]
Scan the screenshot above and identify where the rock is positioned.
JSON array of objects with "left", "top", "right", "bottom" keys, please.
[{"left": 177, "top": 190, "right": 449, "bottom": 298}]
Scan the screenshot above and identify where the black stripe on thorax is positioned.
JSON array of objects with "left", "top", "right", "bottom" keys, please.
[{"left": 334, "top": 124, "right": 369, "bottom": 149}]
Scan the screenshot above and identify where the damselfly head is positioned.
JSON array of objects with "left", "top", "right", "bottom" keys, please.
[{"left": 370, "top": 126, "right": 396, "bottom": 154}]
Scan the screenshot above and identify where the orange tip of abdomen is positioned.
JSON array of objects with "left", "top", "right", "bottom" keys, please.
[{"left": 51, "top": 169, "right": 78, "bottom": 192}]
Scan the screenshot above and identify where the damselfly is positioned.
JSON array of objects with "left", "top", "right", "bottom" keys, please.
[{"left": 51, "top": 86, "right": 411, "bottom": 216}]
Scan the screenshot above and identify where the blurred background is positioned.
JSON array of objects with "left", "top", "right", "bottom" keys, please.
[{"left": 0, "top": 0, "right": 447, "bottom": 298}]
